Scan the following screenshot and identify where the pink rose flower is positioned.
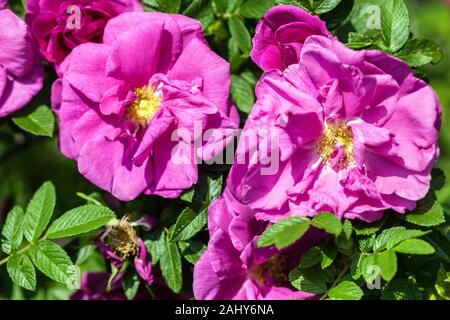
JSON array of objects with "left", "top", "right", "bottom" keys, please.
[
  {"left": 25, "top": 0, "right": 143, "bottom": 68},
  {"left": 0, "top": 8, "right": 43, "bottom": 117},
  {"left": 52, "top": 12, "right": 239, "bottom": 201},
  {"left": 251, "top": 5, "right": 333, "bottom": 72},
  {"left": 193, "top": 189, "right": 324, "bottom": 300},
  {"left": 229, "top": 36, "right": 441, "bottom": 223}
]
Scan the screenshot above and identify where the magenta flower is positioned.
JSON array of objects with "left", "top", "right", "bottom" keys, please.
[
  {"left": 26, "top": 0, "right": 143, "bottom": 69},
  {"left": 193, "top": 189, "right": 323, "bottom": 300},
  {"left": 251, "top": 5, "right": 333, "bottom": 72},
  {"left": 229, "top": 36, "right": 441, "bottom": 223},
  {"left": 71, "top": 272, "right": 128, "bottom": 300},
  {"left": 71, "top": 271, "right": 190, "bottom": 300},
  {"left": 0, "top": 8, "right": 43, "bottom": 118},
  {"left": 0, "top": 0, "right": 6, "bottom": 9},
  {"left": 52, "top": 12, "right": 239, "bottom": 201},
  {"left": 71, "top": 272, "right": 160, "bottom": 300}
]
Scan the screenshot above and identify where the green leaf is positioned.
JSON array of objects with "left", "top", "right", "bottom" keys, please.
[
  {"left": 145, "top": 228, "right": 165, "bottom": 265},
  {"left": 159, "top": 238, "right": 182, "bottom": 293},
  {"left": 231, "top": 74, "right": 255, "bottom": 114},
  {"left": 75, "top": 244, "right": 96, "bottom": 265},
  {"left": 328, "top": 281, "right": 363, "bottom": 300},
  {"left": 240, "top": 70, "right": 258, "bottom": 86},
  {"left": 289, "top": 267, "right": 327, "bottom": 294},
  {"left": 396, "top": 38, "right": 443, "bottom": 68},
  {"left": 170, "top": 207, "right": 208, "bottom": 242},
  {"left": 207, "top": 175, "right": 223, "bottom": 202},
  {"left": 229, "top": 37, "right": 245, "bottom": 72},
  {"left": 394, "top": 239, "right": 435, "bottom": 255},
  {"left": 196, "top": 3, "right": 214, "bottom": 29},
  {"left": 1, "top": 206, "right": 24, "bottom": 254},
  {"left": 382, "top": 279, "right": 422, "bottom": 300},
  {"left": 350, "top": 3, "right": 382, "bottom": 34},
  {"left": 347, "top": 32, "right": 373, "bottom": 49},
  {"left": 312, "top": 212, "right": 342, "bottom": 236},
  {"left": 156, "top": 0, "right": 181, "bottom": 13},
  {"left": 359, "top": 234, "right": 377, "bottom": 252},
  {"left": 240, "top": 0, "right": 275, "bottom": 19},
  {"left": 28, "top": 240, "right": 74, "bottom": 285},
  {"left": 381, "top": 0, "right": 409, "bottom": 52},
  {"left": 193, "top": 173, "right": 223, "bottom": 203},
  {"left": 23, "top": 181, "right": 56, "bottom": 242},
  {"left": 183, "top": 0, "right": 208, "bottom": 17},
  {"left": 228, "top": 16, "right": 252, "bottom": 53},
  {"left": 353, "top": 218, "right": 385, "bottom": 236},
  {"left": 342, "top": 219, "right": 353, "bottom": 239},
  {"left": 180, "top": 188, "right": 195, "bottom": 203},
  {"left": 350, "top": 254, "right": 365, "bottom": 280},
  {"left": 435, "top": 266, "right": 450, "bottom": 299},
  {"left": 315, "top": 0, "right": 342, "bottom": 15},
  {"left": 373, "top": 227, "right": 428, "bottom": 252},
  {"left": 431, "top": 168, "right": 446, "bottom": 191},
  {"left": 227, "top": 0, "right": 243, "bottom": 13},
  {"left": 258, "top": 217, "right": 310, "bottom": 249},
  {"left": 404, "top": 202, "right": 445, "bottom": 227},
  {"left": 211, "top": 0, "right": 227, "bottom": 13},
  {"left": 46, "top": 205, "right": 115, "bottom": 239},
  {"left": 178, "top": 240, "right": 206, "bottom": 265},
  {"left": 362, "top": 254, "right": 379, "bottom": 284},
  {"left": 320, "top": 243, "right": 337, "bottom": 269},
  {"left": 321, "top": 0, "right": 354, "bottom": 30},
  {"left": 12, "top": 105, "right": 55, "bottom": 137},
  {"left": 7, "top": 253, "right": 36, "bottom": 291},
  {"left": 374, "top": 249, "right": 398, "bottom": 282},
  {"left": 425, "top": 231, "right": 450, "bottom": 264},
  {"left": 300, "top": 247, "right": 322, "bottom": 269},
  {"left": 123, "top": 271, "right": 140, "bottom": 300}
]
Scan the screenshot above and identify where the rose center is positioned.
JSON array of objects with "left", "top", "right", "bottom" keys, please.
[
  {"left": 317, "top": 121, "right": 354, "bottom": 166},
  {"left": 127, "top": 85, "right": 162, "bottom": 127},
  {"left": 105, "top": 217, "right": 138, "bottom": 259},
  {"left": 250, "top": 254, "right": 288, "bottom": 286}
]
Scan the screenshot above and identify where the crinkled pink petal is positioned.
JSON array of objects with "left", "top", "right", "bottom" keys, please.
[{"left": 65, "top": 43, "right": 121, "bottom": 103}]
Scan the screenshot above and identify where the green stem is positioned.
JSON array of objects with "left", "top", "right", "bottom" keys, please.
[
  {"left": 319, "top": 263, "right": 350, "bottom": 300},
  {"left": 0, "top": 237, "right": 46, "bottom": 267},
  {"left": 0, "top": 243, "right": 32, "bottom": 267}
]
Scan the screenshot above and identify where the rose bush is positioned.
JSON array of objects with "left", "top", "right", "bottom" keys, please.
[{"left": 0, "top": 0, "right": 449, "bottom": 302}]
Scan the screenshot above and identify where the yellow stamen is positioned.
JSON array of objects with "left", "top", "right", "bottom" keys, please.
[
  {"left": 317, "top": 121, "right": 355, "bottom": 166},
  {"left": 127, "top": 85, "right": 161, "bottom": 126},
  {"left": 104, "top": 216, "right": 138, "bottom": 259}
]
